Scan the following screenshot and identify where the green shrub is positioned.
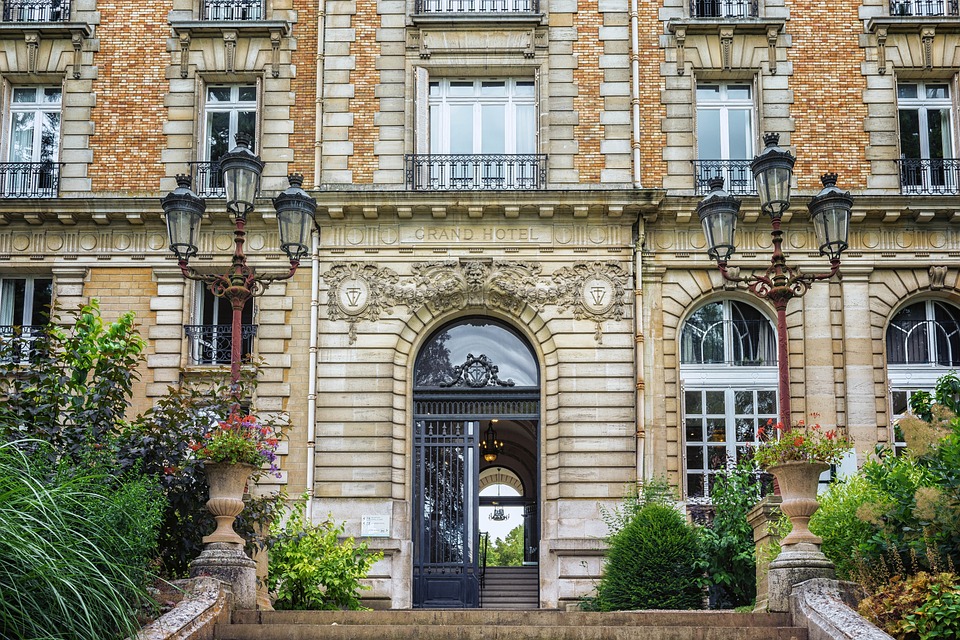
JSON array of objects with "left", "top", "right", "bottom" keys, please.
[
  {"left": 699, "top": 459, "right": 769, "bottom": 608},
  {"left": 268, "top": 499, "right": 383, "bottom": 610},
  {"left": 0, "top": 442, "right": 163, "bottom": 640},
  {"left": 599, "top": 477, "right": 676, "bottom": 538},
  {"left": 859, "top": 571, "right": 959, "bottom": 639},
  {"left": 595, "top": 503, "right": 703, "bottom": 611},
  {"left": 902, "top": 577, "right": 960, "bottom": 640},
  {"left": 809, "top": 474, "right": 883, "bottom": 580}
]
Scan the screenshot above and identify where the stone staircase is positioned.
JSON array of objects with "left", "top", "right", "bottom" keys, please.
[
  {"left": 218, "top": 609, "right": 809, "bottom": 639},
  {"left": 481, "top": 565, "right": 539, "bottom": 609}
]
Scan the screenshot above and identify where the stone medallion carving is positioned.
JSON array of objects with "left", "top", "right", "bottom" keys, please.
[
  {"left": 322, "top": 259, "right": 629, "bottom": 344},
  {"left": 322, "top": 262, "right": 401, "bottom": 343}
]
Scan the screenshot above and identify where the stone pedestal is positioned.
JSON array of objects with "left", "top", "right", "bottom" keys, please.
[
  {"left": 747, "top": 495, "right": 782, "bottom": 612},
  {"left": 189, "top": 542, "right": 258, "bottom": 610},
  {"left": 767, "top": 542, "right": 836, "bottom": 613}
]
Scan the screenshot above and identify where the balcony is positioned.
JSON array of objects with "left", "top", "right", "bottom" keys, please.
[
  {"left": 404, "top": 154, "right": 547, "bottom": 191},
  {"left": 692, "top": 159, "right": 756, "bottom": 195},
  {"left": 0, "top": 162, "right": 61, "bottom": 198},
  {"left": 896, "top": 158, "right": 960, "bottom": 196},
  {"left": 0, "top": 326, "right": 44, "bottom": 364},
  {"left": 185, "top": 324, "right": 257, "bottom": 366},
  {"left": 890, "top": 0, "right": 959, "bottom": 15},
  {"left": 189, "top": 161, "right": 225, "bottom": 198},
  {"left": 201, "top": 0, "right": 264, "bottom": 20},
  {"left": 690, "top": 0, "right": 758, "bottom": 18},
  {"left": 2, "top": 0, "right": 70, "bottom": 22},
  {"left": 414, "top": 0, "right": 539, "bottom": 14}
]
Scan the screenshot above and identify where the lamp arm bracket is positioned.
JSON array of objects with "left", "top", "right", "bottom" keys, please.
[
  {"left": 178, "top": 261, "right": 230, "bottom": 289},
  {"left": 247, "top": 262, "right": 300, "bottom": 296}
]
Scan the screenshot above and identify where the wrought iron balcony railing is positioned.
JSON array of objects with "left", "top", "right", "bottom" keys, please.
[
  {"left": 692, "top": 159, "right": 756, "bottom": 195},
  {"left": 887, "top": 318, "right": 960, "bottom": 366},
  {"left": 690, "top": 0, "right": 758, "bottom": 18},
  {"left": 201, "top": 0, "right": 264, "bottom": 20},
  {"left": 890, "top": 0, "right": 959, "bottom": 15},
  {"left": 0, "top": 326, "right": 45, "bottom": 364},
  {"left": 404, "top": 154, "right": 547, "bottom": 191},
  {"left": 896, "top": 158, "right": 960, "bottom": 196},
  {"left": 414, "top": 0, "right": 539, "bottom": 13},
  {"left": 185, "top": 324, "right": 257, "bottom": 366},
  {"left": 2, "top": 0, "right": 70, "bottom": 22},
  {"left": 189, "top": 161, "right": 225, "bottom": 198},
  {"left": 0, "top": 162, "right": 61, "bottom": 198}
]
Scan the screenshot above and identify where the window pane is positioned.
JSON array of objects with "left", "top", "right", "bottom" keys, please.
[
  {"left": 928, "top": 108, "right": 950, "bottom": 160},
  {"left": 13, "top": 88, "right": 36, "bottom": 103},
  {"left": 40, "top": 113, "right": 60, "bottom": 162},
  {"left": 926, "top": 84, "right": 949, "bottom": 99},
  {"left": 735, "top": 418, "right": 754, "bottom": 442},
  {"left": 238, "top": 110, "right": 257, "bottom": 141},
  {"left": 480, "top": 81, "right": 506, "bottom": 97},
  {"left": 897, "top": 83, "right": 918, "bottom": 99},
  {"left": 685, "top": 390, "right": 703, "bottom": 414},
  {"left": 734, "top": 390, "right": 753, "bottom": 414},
  {"left": 705, "top": 391, "right": 725, "bottom": 415},
  {"left": 515, "top": 105, "right": 536, "bottom": 154},
  {"left": 696, "top": 84, "right": 720, "bottom": 100},
  {"left": 707, "top": 446, "right": 727, "bottom": 469},
  {"left": 515, "top": 81, "right": 535, "bottom": 97},
  {"left": 726, "top": 85, "right": 751, "bottom": 100},
  {"left": 697, "top": 109, "right": 722, "bottom": 158},
  {"left": 481, "top": 104, "right": 505, "bottom": 154},
  {"left": 899, "top": 109, "right": 921, "bottom": 159},
  {"left": 10, "top": 113, "right": 36, "bottom": 162},
  {"left": 30, "top": 279, "right": 52, "bottom": 325},
  {"left": 0, "top": 280, "right": 26, "bottom": 326},
  {"left": 43, "top": 88, "right": 62, "bottom": 104},
  {"left": 238, "top": 86, "right": 257, "bottom": 102},
  {"left": 757, "top": 390, "right": 776, "bottom": 414},
  {"left": 429, "top": 81, "right": 440, "bottom": 97},
  {"left": 687, "top": 474, "right": 705, "bottom": 498},
  {"left": 686, "top": 446, "right": 704, "bottom": 469},
  {"left": 449, "top": 81, "right": 474, "bottom": 97},
  {"left": 686, "top": 418, "right": 703, "bottom": 443},
  {"left": 727, "top": 109, "right": 751, "bottom": 159},
  {"left": 207, "top": 111, "right": 231, "bottom": 161},
  {"left": 207, "top": 87, "right": 232, "bottom": 102},
  {"left": 706, "top": 418, "right": 726, "bottom": 442},
  {"left": 449, "top": 105, "right": 474, "bottom": 154},
  {"left": 892, "top": 390, "right": 908, "bottom": 415}
]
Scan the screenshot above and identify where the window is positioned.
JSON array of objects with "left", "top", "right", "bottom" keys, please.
[
  {"left": 415, "top": 0, "right": 538, "bottom": 13},
  {"left": 889, "top": 0, "right": 959, "bottom": 17},
  {"left": 2, "top": 0, "right": 70, "bottom": 22},
  {"left": 680, "top": 300, "right": 777, "bottom": 499},
  {"left": 196, "top": 84, "right": 257, "bottom": 195},
  {"left": 201, "top": 0, "right": 264, "bottom": 21},
  {"left": 184, "top": 288, "right": 255, "bottom": 365},
  {"left": 897, "top": 82, "right": 958, "bottom": 194},
  {"left": 691, "top": 0, "right": 758, "bottom": 18},
  {"left": 0, "top": 277, "right": 52, "bottom": 362},
  {"left": 695, "top": 83, "right": 755, "bottom": 195},
  {"left": 412, "top": 78, "right": 540, "bottom": 190},
  {"left": 3, "top": 86, "right": 61, "bottom": 197}
]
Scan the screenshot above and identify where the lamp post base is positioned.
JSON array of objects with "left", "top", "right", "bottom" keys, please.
[
  {"left": 189, "top": 542, "right": 258, "bottom": 610},
  {"left": 767, "top": 542, "right": 836, "bottom": 613}
]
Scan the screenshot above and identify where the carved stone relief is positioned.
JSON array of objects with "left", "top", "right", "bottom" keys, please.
[{"left": 322, "top": 260, "right": 630, "bottom": 344}]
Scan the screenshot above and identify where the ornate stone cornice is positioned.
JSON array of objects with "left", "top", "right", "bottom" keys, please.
[{"left": 322, "top": 259, "right": 630, "bottom": 344}]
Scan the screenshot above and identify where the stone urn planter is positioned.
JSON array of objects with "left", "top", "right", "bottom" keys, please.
[
  {"left": 768, "top": 460, "right": 829, "bottom": 547},
  {"left": 202, "top": 462, "right": 257, "bottom": 545}
]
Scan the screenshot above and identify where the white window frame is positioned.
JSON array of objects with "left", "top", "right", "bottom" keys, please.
[
  {"left": 897, "top": 81, "right": 955, "bottom": 161},
  {"left": 680, "top": 299, "right": 778, "bottom": 500},
  {"left": 427, "top": 78, "right": 536, "bottom": 155},
  {"left": 200, "top": 83, "right": 259, "bottom": 162},
  {"left": 0, "top": 276, "right": 53, "bottom": 327},
  {"left": 695, "top": 82, "right": 755, "bottom": 161},
  {"left": 5, "top": 85, "right": 62, "bottom": 164}
]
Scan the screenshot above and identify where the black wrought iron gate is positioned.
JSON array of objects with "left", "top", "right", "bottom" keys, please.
[{"left": 412, "top": 418, "right": 479, "bottom": 608}]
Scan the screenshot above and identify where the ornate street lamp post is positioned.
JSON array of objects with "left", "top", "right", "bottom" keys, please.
[
  {"left": 697, "top": 133, "right": 854, "bottom": 429},
  {"left": 161, "top": 133, "right": 317, "bottom": 388}
]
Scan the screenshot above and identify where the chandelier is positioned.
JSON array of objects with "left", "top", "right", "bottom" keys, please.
[
  {"left": 488, "top": 473, "right": 510, "bottom": 521},
  {"left": 480, "top": 423, "right": 504, "bottom": 463}
]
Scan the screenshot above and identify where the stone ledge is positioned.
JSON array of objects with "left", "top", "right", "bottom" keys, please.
[
  {"left": 790, "top": 578, "right": 893, "bottom": 640},
  {"left": 132, "top": 577, "right": 232, "bottom": 640}
]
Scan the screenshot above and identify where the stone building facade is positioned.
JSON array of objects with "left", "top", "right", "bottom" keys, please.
[{"left": 0, "top": 0, "right": 957, "bottom": 610}]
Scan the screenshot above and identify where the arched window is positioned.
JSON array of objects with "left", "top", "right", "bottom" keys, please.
[
  {"left": 680, "top": 300, "right": 777, "bottom": 499},
  {"left": 887, "top": 300, "right": 960, "bottom": 453}
]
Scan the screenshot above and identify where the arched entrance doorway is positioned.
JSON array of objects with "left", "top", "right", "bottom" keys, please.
[{"left": 412, "top": 317, "right": 540, "bottom": 608}]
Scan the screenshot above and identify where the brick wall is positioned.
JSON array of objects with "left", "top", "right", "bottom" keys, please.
[{"left": 347, "top": 0, "right": 381, "bottom": 183}]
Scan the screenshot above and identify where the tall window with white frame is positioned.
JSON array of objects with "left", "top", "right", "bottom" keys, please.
[
  {"left": 427, "top": 78, "right": 537, "bottom": 189},
  {"left": 185, "top": 288, "right": 255, "bottom": 366},
  {"left": 680, "top": 299, "right": 777, "bottom": 501},
  {"left": 695, "top": 82, "right": 755, "bottom": 195},
  {"left": 886, "top": 299, "right": 960, "bottom": 453},
  {"left": 897, "top": 82, "right": 957, "bottom": 195},
  {"left": 198, "top": 84, "right": 257, "bottom": 195},
  {"left": 0, "top": 276, "right": 52, "bottom": 362},
  {"left": 3, "top": 86, "right": 61, "bottom": 198}
]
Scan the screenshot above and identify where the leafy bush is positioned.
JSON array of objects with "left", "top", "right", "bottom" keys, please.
[
  {"left": 0, "top": 442, "right": 163, "bottom": 640},
  {"left": 699, "top": 459, "right": 769, "bottom": 608},
  {"left": 599, "top": 477, "right": 676, "bottom": 538},
  {"left": 486, "top": 525, "right": 524, "bottom": 567},
  {"left": 268, "top": 499, "right": 383, "bottom": 610},
  {"left": 859, "top": 571, "right": 960, "bottom": 639},
  {"left": 595, "top": 503, "right": 703, "bottom": 611},
  {"left": 808, "top": 474, "right": 883, "bottom": 580}
]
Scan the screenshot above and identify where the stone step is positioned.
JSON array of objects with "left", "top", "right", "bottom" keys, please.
[
  {"left": 217, "top": 622, "right": 808, "bottom": 640},
  {"left": 231, "top": 610, "right": 797, "bottom": 628}
]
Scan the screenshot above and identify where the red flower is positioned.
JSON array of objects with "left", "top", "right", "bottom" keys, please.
[{"left": 793, "top": 436, "right": 805, "bottom": 447}]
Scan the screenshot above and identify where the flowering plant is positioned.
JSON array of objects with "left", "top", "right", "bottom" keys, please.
[
  {"left": 752, "top": 415, "right": 853, "bottom": 469},
  {"left": 190, "top": 412, "right": 283, "bottom": 478}
]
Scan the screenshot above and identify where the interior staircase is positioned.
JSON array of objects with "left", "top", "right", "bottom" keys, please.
[
  {"left": 218, "top": 609, "right": 809, "bottom": 639},
  {"left": 481, "top": 565, "right": 539, "bottom": 609}
]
